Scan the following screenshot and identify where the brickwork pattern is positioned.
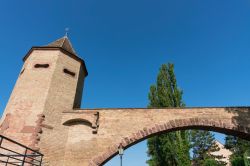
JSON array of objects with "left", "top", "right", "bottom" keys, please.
[{"left": 73, "top": 107, "right": 250, "bottom": 166}]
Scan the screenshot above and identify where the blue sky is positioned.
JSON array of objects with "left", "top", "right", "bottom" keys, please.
[{"left": 0, "top": 0, "right": 250, "bottom": 165}]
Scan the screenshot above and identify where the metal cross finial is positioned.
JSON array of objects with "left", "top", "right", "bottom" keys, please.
[{"left": 65, "top": 28, "right": 69, "bottom": 37}]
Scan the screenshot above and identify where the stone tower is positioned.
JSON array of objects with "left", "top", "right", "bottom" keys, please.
[{"left": 0, "top": 36, "right": 87, "bottom": 154}]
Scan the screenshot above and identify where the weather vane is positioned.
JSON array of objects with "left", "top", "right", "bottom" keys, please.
[{"left": 65, "top": 28, "right": 69, "bottom": 37}]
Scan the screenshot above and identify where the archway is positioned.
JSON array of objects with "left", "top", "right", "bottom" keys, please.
[{"left": 89, "top": 115, "right": 250, "bottom": 166}]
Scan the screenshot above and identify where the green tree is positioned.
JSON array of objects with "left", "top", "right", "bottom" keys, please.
[
  {"left": 244, "top": 150, "right": 250, "bottom": 166},
  {"left": 191, "top": 130, "right": 226, "bottom": 166},
  {"left": 231, "top": 157, "right": 245, "bottom": 166},
  {"left": 203, "top": 159, "right": 221, "bottom": 166},
  {"left": 225, "top": 136, "right": 237, "bottom": 150},
  {"left": 225, "top": 136, "right": 250, "bottom": 165},
  {"left": 147, "top": 63, "right": 191, "bottom": 166}
]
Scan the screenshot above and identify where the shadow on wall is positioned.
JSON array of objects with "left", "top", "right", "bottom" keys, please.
[
  {"left": 225, "top": 107, "right": 250, "bottom": 141},
  {"left": 63, "top": 119, "right": 92, "bottom": 127}
]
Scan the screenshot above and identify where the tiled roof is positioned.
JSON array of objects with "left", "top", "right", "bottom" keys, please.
[{"left": 47, "top": 36, "right": 77, "bottom": 55}]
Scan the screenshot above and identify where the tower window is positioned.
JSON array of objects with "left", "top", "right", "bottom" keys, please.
[
  {"left": 20, "top": 68, "right": 25, "bottom": 75},
  {"left": 34, "top": 64, "right": 49, "bottom": 68},
  {"left": 63, "top": 68, "right": 76, "bottom": 77}
]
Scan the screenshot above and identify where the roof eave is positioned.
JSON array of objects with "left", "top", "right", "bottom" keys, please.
[{"left": 23, "top": 47, "right": 88, "bottom": 77}]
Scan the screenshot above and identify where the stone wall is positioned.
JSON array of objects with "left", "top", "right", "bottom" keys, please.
[{"left": 38, "top": 107, "right": 250, "bottom": 166}]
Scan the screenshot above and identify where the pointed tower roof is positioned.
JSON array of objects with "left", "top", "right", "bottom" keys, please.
[
  {"left": 23, "top": 36, "right": 88, "bottom": 76},
  {"left": 47, "top": 36, "right": 77, "bottom": 56}
]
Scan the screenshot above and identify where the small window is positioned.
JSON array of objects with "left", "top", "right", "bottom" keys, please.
[
  {"left": 34, "top": 64, "right": 49, "bottom": 68},
  {"left": 63, "top": 68, "right": 76, "bottom": 77}
]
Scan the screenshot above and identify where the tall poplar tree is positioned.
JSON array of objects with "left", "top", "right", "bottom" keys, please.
[{"left": 147, "top": 63, "right": 191, "bottom": 166}]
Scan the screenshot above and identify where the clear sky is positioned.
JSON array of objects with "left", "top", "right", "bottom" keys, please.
[{"left": 0, "top": 0, "right": 250, "bottom": 165}]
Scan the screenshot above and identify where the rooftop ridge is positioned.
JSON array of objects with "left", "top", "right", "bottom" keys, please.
[
  {"left": 47, "top": 36, "right": 77, "bottom": 55},
  {"left": 60, "top": 36, "right": 66, "bottom": 47}
]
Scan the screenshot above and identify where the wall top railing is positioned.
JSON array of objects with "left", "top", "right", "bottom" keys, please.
[{"left": 0, "top": 135, "right": 43, "bottom": 166}]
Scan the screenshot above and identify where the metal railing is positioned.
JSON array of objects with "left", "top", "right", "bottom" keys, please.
[{"left": 0, "top": 135, "right": 43, "bottom": 166}]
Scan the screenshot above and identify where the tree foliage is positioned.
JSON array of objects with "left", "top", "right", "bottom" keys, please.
[
  {"left": 244, "top": 150, "right": 250, "bottom": 166},
  {"left": 191, "top": 130, "right": 226, "bottom": 166},
  {"left": 147, "top": 63, "right": 190, "bottom": 166},
  {"left": 225, "top": 136, "right": 250, "bottom": 166},
  {"left": 231, "top": 157, "right": 245, "bottom": 166},
  {"left": 203, "top": 159, "right": 221, "bottom": 166}
]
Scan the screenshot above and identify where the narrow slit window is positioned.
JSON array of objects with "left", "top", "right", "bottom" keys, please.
[
  {"left": 34, "top": 64, "right": 49, "bottom": 68},
  {"left": 20, "top": 68, "right": 25, "bottom": 75},
  {"left": 63, "top": 68, "right": 76, "bottom": 77}
]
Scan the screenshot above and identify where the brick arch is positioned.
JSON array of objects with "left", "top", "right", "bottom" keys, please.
[
  {"left": 63, "top": 118, "right": 92, "bottom": 127},
  {"left": 89, "top": 118, "right": 250, "bottom": 166}
]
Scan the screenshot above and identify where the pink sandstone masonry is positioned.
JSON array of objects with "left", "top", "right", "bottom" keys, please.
[{"left": 1, "top": 37, "right": 250, "bottom": 166}]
